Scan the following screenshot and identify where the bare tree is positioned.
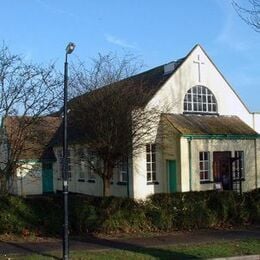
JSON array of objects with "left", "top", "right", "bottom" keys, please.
[
  {"left": 69, "top": 52, "right": 143, "bottom": 97},
  {"left": 68, "top": 53, "right": 166, "bottom": 196},
  {"left": 0, "top": 44, "right": 62, "bottom": 195},
  {"left": 233, "top": 0, "right": 260, "bottom": 31}
]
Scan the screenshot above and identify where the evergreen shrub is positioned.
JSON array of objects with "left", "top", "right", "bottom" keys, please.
[{"left": 0, "top": 189, "right": 259, "bottom": 235}]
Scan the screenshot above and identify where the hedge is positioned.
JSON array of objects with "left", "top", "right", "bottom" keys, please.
[{"left": 0, "top": 189, "right": 259, "bottom": 236}]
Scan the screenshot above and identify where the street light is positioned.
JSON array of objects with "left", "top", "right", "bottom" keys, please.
[{"left": 63, "top": 42, "right": 75, "bottom": 260}]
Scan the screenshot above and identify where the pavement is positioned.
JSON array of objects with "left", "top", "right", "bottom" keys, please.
[{"left": 0, "top": 227, "right": 259, "bottom": 259}]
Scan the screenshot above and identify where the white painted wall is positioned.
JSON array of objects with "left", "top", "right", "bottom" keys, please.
[
  {"left": 252, "top": 113, "right": 260, "bottom": 133},
  {"left": 132, "top": 146, "right": 164, "bottom": 200},
  {"left": 187, "top": 138, "right": 258, "bottom": 192},
  {"left": 15, "top": 162, "right": 42, "bottom": 196},
  {"left": 53, "top": 145, "right": 129, "bottom": 197}
]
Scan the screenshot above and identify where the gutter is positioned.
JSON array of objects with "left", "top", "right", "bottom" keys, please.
[{"left": 182, "top": 134, "right": 260, "bottom": 140}]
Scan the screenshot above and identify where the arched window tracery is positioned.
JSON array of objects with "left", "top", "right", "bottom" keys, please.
[{"left": 183, "top": 85, "right": 217, "bottom": 114}]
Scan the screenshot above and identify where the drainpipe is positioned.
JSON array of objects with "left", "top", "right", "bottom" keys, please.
[
  {"left": 126, "top": 156, "right": 130, "bottom": 198},
  {"left": 254, "top": 139, "right": 258, "bottom": 189},
  {"left": 188, "top": 137, "right": 192, "bottom": 191}
]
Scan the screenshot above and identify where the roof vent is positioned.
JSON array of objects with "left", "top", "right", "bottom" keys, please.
[{"left": 164, "top": 61, "right": 176, "bottom": 75}]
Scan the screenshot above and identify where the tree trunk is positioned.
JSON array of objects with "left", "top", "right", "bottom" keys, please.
[
  {"left": 103, "top": 177, "right": 111, "bottom": 197},
  {"left": 0, "top": 177, "right": 8, "bottom": 196},
  {"left": 102, "top": 162, "right": 113, "bottom": 196}
]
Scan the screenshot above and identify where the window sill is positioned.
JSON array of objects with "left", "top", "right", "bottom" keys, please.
[
  {"left": 147, "top": 181, "right": 159, "bottom": 185},
  {"left": 57, "top": 178, "right": 72, "bottom": 181},
  {"left": 233, "top": 178, "right": 245, "bottom": 182},
  {"left": 87, "top": 179, "right": 96, "bottom": 183},
  {"left": 183, "top": 112, "right": 219, "bottom": 116},
  {"left": 78, "top": 179, "right": 85, "bottom": 182},
  {"left": 117, "top": 181, "right": 128, "bottom": 186},
  {"left": 200, "top": 180, "right": 213, "bottom": 184}
]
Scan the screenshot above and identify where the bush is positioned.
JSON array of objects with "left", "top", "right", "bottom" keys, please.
[
  {"left": 93, "top": 196, "right": 149, "bottom": 233},
  {"left": 26, "top": 195, "right": 63, "bottom": 235},
  {"left": 148, "top": 190, "right": 260, "bottom": 230},
  {"left": 69, "top": 195, "right": 99, "bottom": 233},
  {"left": 0, "top": 189, "right": 259, "bottom": 236},
  {"left": 243, "top": 189, "right": 260, "bottom": 223},
  {"left": 0, "top": 196, "right": 38, "bottom": 234}
]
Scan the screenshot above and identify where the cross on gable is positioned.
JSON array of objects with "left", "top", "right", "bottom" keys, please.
[{"left": 193, "top": 55, "right": 205, "bottom": 83}]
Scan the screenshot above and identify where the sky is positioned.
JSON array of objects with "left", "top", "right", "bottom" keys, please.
[{"left": 0, "top": 0, "right": 259, "bottom": 111}]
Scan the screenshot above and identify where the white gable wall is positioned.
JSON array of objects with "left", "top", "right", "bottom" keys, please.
[{"left": 147, "top": 45, "right": 254, "bottom": 130}]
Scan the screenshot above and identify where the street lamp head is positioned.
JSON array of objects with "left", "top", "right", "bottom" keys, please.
[{"left": 66, "top": 42, "right": 76, "bottom": 54}]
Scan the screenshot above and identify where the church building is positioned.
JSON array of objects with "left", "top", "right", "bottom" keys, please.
[{"left": 5, "top": 44, "right": 260, "bottom": 199}]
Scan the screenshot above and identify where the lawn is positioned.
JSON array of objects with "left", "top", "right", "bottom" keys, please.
[{"left": 4, "top": 239, "right": 260, "bottom": 260}]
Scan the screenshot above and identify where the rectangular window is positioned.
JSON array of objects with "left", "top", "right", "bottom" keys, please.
[
  {"left": 88, "top": 151, "right": 97, "bottom": 181},
  {"left": 57, "top": 149, "right": 63, "bottom": 179},
  {"left": 199, "top": 152, "right": 210, "bottom": 182},
  {"left": 119, "top": 158, "right": 128, "bottom": 183},
  {"left": 146, "top": 144, "right": 156, "bottom": 182},
  {"left": 233, "top": 151, "right": 244, "bottom": 179},
  {"left": 78, "top": 148, "right": 86, "bottom": 180},
  {"left": 57, "top": 149, "right": 72, "bottom": 179}
]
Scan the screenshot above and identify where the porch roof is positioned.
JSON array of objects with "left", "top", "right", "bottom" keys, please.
[
  {"left": 164, "top": 114, "right": 258, "bottom": 136},
  {"left": 4, "top": 116, "right": 62, "bottom": 161}
]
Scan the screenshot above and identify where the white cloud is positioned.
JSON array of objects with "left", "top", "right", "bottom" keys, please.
[{"left": 105, "top": 34, "right": 137, "bottom": 49}]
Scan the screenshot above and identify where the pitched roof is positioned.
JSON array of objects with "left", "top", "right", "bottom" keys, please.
[
  {"left": 67, "top": 57, "right": 186, "bottom": 110},
  {"left": 48, "top": 57, "right": 186, "bottom": 146},
  {"left": 164, "top": 114, "right": 258, "bottom": 136},
  {"left": 4, "top": 116, "right": 61, "bottom": 160}
]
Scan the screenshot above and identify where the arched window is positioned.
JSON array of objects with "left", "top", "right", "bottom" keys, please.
[{"left": 183, "top": 85, "right": 217, "bottom": 114}]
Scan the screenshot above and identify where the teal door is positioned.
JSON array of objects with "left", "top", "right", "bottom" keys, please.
[
  {"left": 167, "top": 160, "right": 177, "bottom": 192},
  {"left": 42, "top": 163, "right": 54, "bottom": 193}
]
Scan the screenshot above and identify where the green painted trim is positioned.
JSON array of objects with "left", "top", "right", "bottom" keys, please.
[{"left": 182, "top": 134, "right": 260, "bottom": 140}]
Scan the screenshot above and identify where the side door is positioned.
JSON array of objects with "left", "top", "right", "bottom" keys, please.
[
  {"left": 167, "top": 160, "right": 177, "bottom": 193},
  {"left": 42, "top": 162, "right": 54, "bottom": 193},
  {"left": 213, "top": 152, "right": 232, "bottom": 190}
]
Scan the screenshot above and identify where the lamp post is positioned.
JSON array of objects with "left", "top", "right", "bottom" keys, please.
[{"left": 63, "top": 42, "right": 75, "bottom": 260}]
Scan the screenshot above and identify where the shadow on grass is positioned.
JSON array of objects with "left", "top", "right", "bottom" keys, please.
[
  {"left": 0, "top": 240, "right": 60, "bottom": 260},
  {"left": 70, "top": 235, "right": 200, "bottom": 259},
  {"left": 0, "top": 236, "right": 200, "bottom": 260}
]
